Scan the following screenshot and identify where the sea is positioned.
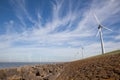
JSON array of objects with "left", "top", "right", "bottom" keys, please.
[{"left": 0, "top": 62, "right": 54, "bottom": 69}]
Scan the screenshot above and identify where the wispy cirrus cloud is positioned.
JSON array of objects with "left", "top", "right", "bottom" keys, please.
[
  {"left": 1, "top": 0, "right": 119, "bottom": 46},
  {"left": 0, "top": 0, "right": 120, "bottom": 62},
  {"left": 10, "top": 0, "right": 36, "bottom": 27}
]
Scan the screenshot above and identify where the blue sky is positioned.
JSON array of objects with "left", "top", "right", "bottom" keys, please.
[{"left": 0, "top": 0, "right": 120, "bottom": 62}]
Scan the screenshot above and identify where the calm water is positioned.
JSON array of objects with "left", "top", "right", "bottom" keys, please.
[{"left": 0, "top": 62, "right": 53, "bottom": 69}]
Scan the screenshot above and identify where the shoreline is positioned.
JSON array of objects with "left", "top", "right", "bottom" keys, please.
[{"left": 0, "top": 62, "right": 65, "bottom": 69}]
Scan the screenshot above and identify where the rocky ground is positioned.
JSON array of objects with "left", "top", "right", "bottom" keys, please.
[
  {"left": 0, "top": 63, "right": 66, "bottom": 80},
  {"left": 0, "top": 50, "right": 120, "bottom": 80}
]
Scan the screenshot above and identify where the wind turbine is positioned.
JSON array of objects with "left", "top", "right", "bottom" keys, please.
[
  {"left": 74, "top": 46, "right": 84, "bottom": 60},
  {"left": 94, "top": 13, "right": 112, "bottom": 54},
  {"left": 81, "top": 47, "right": 84, "bottom": 59},
  {"left": 74, "top": 52, "right": 79, "bottom": 60}
]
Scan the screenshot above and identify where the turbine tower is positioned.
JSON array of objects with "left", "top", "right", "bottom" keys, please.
[{"left": 94, "top": 13, "right": 112, "bottom": 54}]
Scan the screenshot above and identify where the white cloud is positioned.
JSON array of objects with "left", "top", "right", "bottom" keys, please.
[
  {"left": 0, "top": 0, "right": 120, "bottom": 62},
  {"left": 0, "top": 47, "right": 80, "bottom": 62},
  {"left": 10, "top": 0, "right": 36, "bottom": 26},
  {"left": 115, "top": 35, "right": 120, "bottom": 40}
]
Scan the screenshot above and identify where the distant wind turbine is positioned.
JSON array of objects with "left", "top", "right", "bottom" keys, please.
[
  {"left": 81, "top": 47, "right": 84, "bottom": 59},
  {"left": 94, "top": 13, "right": 112, "bottom": 54},
  {"left": 74, "top": 46, "right": 84, "bottom": 60}
]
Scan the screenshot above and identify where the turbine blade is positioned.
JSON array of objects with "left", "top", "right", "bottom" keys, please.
[
  {"left": 96, "top": 30, "right": 99, "bottom": 37},
  {"left": 102, "top": 26, "right": 112, "bottom": 31},
  {"left": 93, "top": 13, "right": 101, "bottom": 24}
]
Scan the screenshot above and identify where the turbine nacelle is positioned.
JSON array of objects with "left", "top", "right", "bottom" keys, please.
[{"left": 98, "top": 25, "right": 102, "bottom": 29}]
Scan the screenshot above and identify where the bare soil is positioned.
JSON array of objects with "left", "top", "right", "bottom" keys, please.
[
  {"left": 56, "top": 50, "right": 120, "bottom": 80},
  {"left": 0, "top": 50, "right": 120, "bottom": 80}
]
